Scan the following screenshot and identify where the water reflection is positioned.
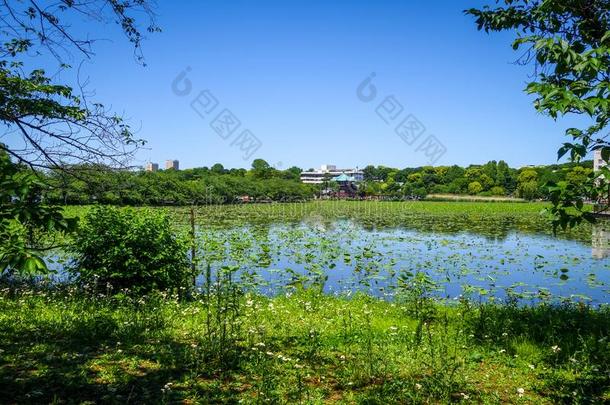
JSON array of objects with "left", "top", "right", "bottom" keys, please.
[{"left": 592, "top": 223, "right": 610, "bottom": 259}]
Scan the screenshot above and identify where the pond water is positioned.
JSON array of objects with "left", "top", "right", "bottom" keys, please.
[
  {"left": 194, "top": 214, "right": 610, "bottom": 305},
  {"left": 49, "top": 203, "right": 610, "bottom": 305}
]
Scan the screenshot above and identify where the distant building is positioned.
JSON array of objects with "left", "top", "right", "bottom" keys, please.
[
  {"left": 300, "top": 164, "right": 364, "bottom": 184},
  {"left": 594, "top": 149, "right": 607, "bottom": 173},
  {"left": 592, "top": 225, "right": 610, "bottom": 259},
  {"left": 145, "top": 162, "right": 159, "bottom": 172},
  {"left": 165, "top": 160, "right": 179, "bottom": 170},
  {"left": 594, "top": 149, "right": 610, "bottom": 206}
]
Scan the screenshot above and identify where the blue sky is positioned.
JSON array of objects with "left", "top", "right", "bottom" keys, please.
[{"left": 13, "top": 0, "right": 593, "bottom": 170}]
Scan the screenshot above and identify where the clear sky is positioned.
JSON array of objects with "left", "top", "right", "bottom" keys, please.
[{"left": 17, "top": 0, "right": 594, "bottom": 170}]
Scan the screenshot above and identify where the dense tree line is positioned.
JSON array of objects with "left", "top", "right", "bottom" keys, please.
[
  {"left": 39, "top": 158, "right": 595, "bottom": 205},
  {"left": 466, "top": 0, "right": 610, "bottom": 228},
  {"left": 360, "top": 160, "right": 593, "bottom": 200},
  {"left": 44, "top": 159, "right": 314, "bottom": 205}
]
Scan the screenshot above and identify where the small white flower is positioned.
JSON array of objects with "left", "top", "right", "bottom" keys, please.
[
  {"left": 415, "top": 383, "right": 422, "bottom": 390},
  {"left": 551, "top": 345, "right": 561, "bottom": 353},
  {"left": 517, "top": 387, "right": 525, "bottom": 397},
  {"left": 499, "top": 349, "right": 506, "bottom": 354}
]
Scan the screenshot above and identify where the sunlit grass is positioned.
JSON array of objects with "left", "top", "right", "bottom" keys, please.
[
  {"left": 1, "top": 287, "right": 608, "bottom": 403},
  {"left": 20, "top": 201, "right": 608, "bottom": 403}
]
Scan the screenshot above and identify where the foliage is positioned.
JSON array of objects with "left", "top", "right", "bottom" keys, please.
[
  {"left": 467, "top": 181, "right": 483, "bottom": 195},
  {"left": 0, "top": 1, "right": 158, "bottom": 170},
  {"left": 71, "top": 206, "right": 191, "bottom": 294},
  {"left": 0, "top": 150, "right": 77, "bottom": 275},
  {"left": 0, "top": 1, "right": 158, "bottom": 276},
  {"left": 490, "top": 185, "right": 506, "bottom": 196},
  {"left": 517, "top": 169, "right": 540, "bottom": 200},
  {"left": 466, "top": 0, "right": 610, "bottom": 229},
  {"left": 0, "top": 287, "right": 608, "bottom": 403},
  {"left": 42, "top": 162, "right": 316, "bottom": 205},
  {"left": 39, "top": 159, "right": 594, "bottom": 205},
  {"left": 360, "top": 160, "right": 590, "bottom": 199}
]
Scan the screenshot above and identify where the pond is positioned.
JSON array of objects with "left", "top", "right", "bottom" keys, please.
[
  {"left": 195, "top": 219, "right": 610, "bottom": 305},
  {"left": 55, "top": 202, "right": 610, "bottom": 304}
]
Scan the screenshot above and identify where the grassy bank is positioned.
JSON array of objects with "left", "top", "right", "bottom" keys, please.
[{"left": 1, "top": 287, "right": 608, "bottom": 404}]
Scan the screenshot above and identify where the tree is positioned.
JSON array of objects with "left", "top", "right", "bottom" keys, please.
[
  {"left": 282, "top": 166, "right": 302, "bottom": 181},
  {"left": 496, "top": 160, "right": 512, "bottom": 189},
  {"left": 517, "top": 169, "right": 539, "bottom": 200},
  {"left": 490, "top": 186, "right": 506, "bottom": 196},
  {"left": 0, "top": 1, "right": 159, "bottom": 170},
  {"left": 482, "top": 160, "right": 498, "bottom": 181},
  {"left": 467, "top": 0, "right": 610, "bottom": 229},
  {"left": 565, "top": 166, "right": 592, "bottom": 185},
  {"left": 0, "top": 150, "right": 77, "bottom": 274},
  {"left": 211, "top": 163, "right": 226, "bottom": 175},
  {"left": 363, "top": 165, "right": 378, "bottom": 181},
  {"left": 479, "top": 174, "right": 495, "bottom": 190},
  {"left": 465, "top": 167, "right": 482, "bottom": 180},
  {"left": 251, "top": 158, "right": 272, "bottom": 179},
  {"left": 0, "top": 1, "right": 158, "bottom": 274},
  {"left": 468, "top": 181, "right": 483, "bottom": 195}
]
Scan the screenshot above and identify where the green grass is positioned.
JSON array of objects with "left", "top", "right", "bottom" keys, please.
[
  {"left": 1, "top": 287, "right": 608, "bottom": 404},
  {"left": 19, "top": 201, "right": 605, "bottom": 403}
]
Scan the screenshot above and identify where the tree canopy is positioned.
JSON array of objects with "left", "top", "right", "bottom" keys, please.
[
  {"left": 0, "top": 1, "right": 158, "bottom": 275},
  {"left": 466, "top": 0, "right": 610, "bottom": 229},
  {"left": 1, "top": 0, "right": 159, "bottom": 170}
]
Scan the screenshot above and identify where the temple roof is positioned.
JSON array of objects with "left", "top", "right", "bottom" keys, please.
[{"left": 332, "top": 173, "right": 356, "bottom": 182}]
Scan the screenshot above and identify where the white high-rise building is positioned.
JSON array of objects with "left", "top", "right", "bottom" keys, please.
[
  {"left": 145, "top": 162, "right": 159, "bottom": 172},
  {"left": 165, "top": 160, "right": 179, "bottom": 170},
  {"left": 594, "top": 149, "right": 607, "bottom": 173},
  {"left": 300, "top": 164, "right": 364, "bottom": 184}
]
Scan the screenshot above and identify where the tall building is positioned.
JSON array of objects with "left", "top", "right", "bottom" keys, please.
[
  {"left": 592, "top": 225, "right": 610, "bottom": 259},
  {"left": 145, "top": 162, "right": 159, "bottom": 172},
  {"left": 300, "top": 164, "right": 364, "bottom": 184},
  {"left": 165, "top": 160, "right": 179, "bottom": 170},
  {"left": 594, "top": 149, "right": 607, "bottom": 173}
]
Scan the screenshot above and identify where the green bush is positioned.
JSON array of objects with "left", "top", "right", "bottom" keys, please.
[
  {"left": 72, "top": 206, "right": 192, "bottom": 294},
  {"left": 489, "top": 186, "right": 506, "bottom": 196},
  {"left": 467, "top": 181, "right": 483, "bottom": 195}
]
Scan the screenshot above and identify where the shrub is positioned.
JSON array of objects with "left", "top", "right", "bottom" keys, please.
[
  {"left": 72, "top": 206, "right": 192, "bottom": 294},
  {"left": 467, "top": 181, "right": 483, "bottom": 195},
  {"left": 489, "top": 186, "right": 506, "bottom": 196},
  {"left": 430, "top": 184, "right": 449, "bottom": 194}
]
